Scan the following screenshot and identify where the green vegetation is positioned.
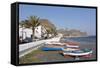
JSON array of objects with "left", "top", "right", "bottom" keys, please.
[
  {"left": 20, "top": 16, "right": 40, "bottom": 38},
  {"left": 28, "top": 16, "right": 40, "bottom": 38}
]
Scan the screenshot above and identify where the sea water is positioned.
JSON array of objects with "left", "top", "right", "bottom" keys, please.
[
  {"left": 61, "top": 36, "right": 96, "bottom": 44},
  {"left": 61, "top": 36, "right": 97, "bottom": 60}
]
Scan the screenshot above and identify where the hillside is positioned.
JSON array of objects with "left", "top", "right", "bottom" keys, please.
[
  {"left": 57, "top": 29, "right": 87, "bottom": 37},
  {"left": 39, "top": 19, "right": 57, "bottom": 35}
]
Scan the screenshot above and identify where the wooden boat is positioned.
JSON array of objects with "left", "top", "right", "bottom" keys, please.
[
  {"left": 63, "top": 41, "right": 80, "bottom": 48},
  {"left": 45, "top": 41, "right": 65, "bottom": 46},
  {"left": 45, "top": 41, "right": 79, "bottom": 48},
  {"left": 66, "top": 41, "right": 79, "bottom": 45},
  {"left": 42, "top": 44, "right": 63, "bottom": 51},
  {"left": 44, "top": 44, "right": 64, "bottom": 48},
  {"left": 42, "top": 44, "right": 79, "bottom": 51},
  {"left": 62, "top": 48, "right": 93, "bottom": 56},
  {"left": 42, "top": 47, "right": 63, "bottom": 51},
  {"left": 62, "top": 48, "right": 79, "bottom": 51},
  {"left": 66, "top": 44, "right": 79, "bottom": 48},
  {"left": 42, "top": 47, "right": 79, "bottom": 51}
]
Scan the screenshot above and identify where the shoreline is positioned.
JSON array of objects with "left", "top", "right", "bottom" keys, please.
[
  {"left": 63, "top": 35, "right": 96, "bottom": 38},
  {"left": 19, "top": 43, "right": 96, "bottom": 64},
  {"left": 19, "top": 36, "right": 96, "bottom": 64}
]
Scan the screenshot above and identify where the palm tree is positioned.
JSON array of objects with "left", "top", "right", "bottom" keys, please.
[
  {"left": 23, "top": 20, "right": 31, "bottom": 28},
  {"left": 28, "top": 16, "right": 40, "bottom": 39}
]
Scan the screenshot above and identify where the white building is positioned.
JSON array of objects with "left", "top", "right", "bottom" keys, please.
[
  {"left": 34, "top": 25, "right": 47, "bottom": 39},
  {"left": 19, "top": 27, "right": 33, "bottom": 41},
  {"left": 19, "top": 25, "right": 48, "bottom": 42}
]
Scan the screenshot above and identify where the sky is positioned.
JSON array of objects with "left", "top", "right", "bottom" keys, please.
[{"left": 19, "top": 4, "right": 96, "bottom": 35}]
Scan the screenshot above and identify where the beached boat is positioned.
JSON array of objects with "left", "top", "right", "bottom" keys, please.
[
  {"left": 62, "top": 48, "right": 93, "bottom": 56},
  {"left": 45, "top": 41, "right": 79, "bottom": 48},
  {"left": 66, "top": 44, "right": 79, "bottom": 48},
  {"left": 42, "top": 44, "right": 63, "bottom": 51},
  {"left": 46, "top": 41, "right": 79, "bottom": 45},
  {"left": 45, "top": 41, "right": 65, "bottom": 46},
  {"left": 42, "top": 47, "right": 79, "bottom": 51},
  {"left": 65, "top": 41, "right": 79, "bottom": 45},
  {"left": 42, "top": 44, "right": 79, "bottom": 51},
  {"left": 42, "top": 47, "right": 63, "bottom": 51},
  {"left": 62, "top": 48, "right": 79, "bottom": 51},
  {"left": 44, "top": 44, "right": 64, "bottom": 48}
]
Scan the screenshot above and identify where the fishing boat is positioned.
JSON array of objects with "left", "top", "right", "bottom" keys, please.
[
  {"left": 45, "top": 41, "right": 65, "bottom": 46},
  {"left": 62, "top": 48, "right": 79, "bottom": 51},
  {"left": 65, "top": 41, "right": 80, "bottom": 45},
  {"left": 42, "top": 47, "right": 63, "bottom": 51},
  {"left": 62, "top": 48, "right": 93, "bottom": 57},
  {"left": 66, "top": 44, "right": 79, "bottom": 48},
  {"left": 42, "top": 44, "right": 63, "bottom": 51},
  {"left": 45, "top": 41, "right": 79, "bottom": 48},
  {"left": 42, "top": 44, "right": 79, "bottom": 51},
  {"left": 44, "top": 44, "right": 64, "bottom": 48},
  {"left": 62, "top": 48, "right": 93, "bottom": 60},
  {"left": 42, "top": 47, "right": 79, "bottom": 51}
]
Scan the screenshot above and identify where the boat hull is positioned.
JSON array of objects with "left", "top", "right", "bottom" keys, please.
[
  {"left": 42, "top": 47, "right": 62, "bottom": 51},
  {"left": 63, "top": 49, "right": 93, "bottom": 56}
]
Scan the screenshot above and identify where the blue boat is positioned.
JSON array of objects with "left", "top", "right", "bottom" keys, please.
[{"left": 42, "top": 47, "right": 63, "bottom": 51}]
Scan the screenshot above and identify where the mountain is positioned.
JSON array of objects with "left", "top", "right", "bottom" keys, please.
[
  {"left": 39, "top": 19, "right": 57, "bottom": 34},
  {"left": 57, "top": 29, "right": 87, "bottom": 37}
]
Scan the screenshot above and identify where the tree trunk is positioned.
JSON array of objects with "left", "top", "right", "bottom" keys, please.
[{"left": 32, "top": 27, "right": 35, "bottom": 40}]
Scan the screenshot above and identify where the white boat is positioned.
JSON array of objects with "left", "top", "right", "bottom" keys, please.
[
  {"left": 63, "top": 49, "right": 93, "bottom": 56},
  {"left": 63, "top": 49, "right": 93, "bottom": 60},
  {"left": 66, "top": 44, "right": 79, "bottom": 48},
  {"left": 62, "top": 48, "right": 79, "bottom": 51},
  {"left": 45, "top": 41, "right": 65, "bottom": 46},
  {"left": 45, "top": 41, "right": 79, "bottom": 48}
]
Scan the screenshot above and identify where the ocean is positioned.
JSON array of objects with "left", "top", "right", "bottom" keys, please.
[
  {"left": 62, "top": 36, "right": 96, "bottom": 44},
  {"left": 60, "top": 36, "right": 97, "bottom": 60}
]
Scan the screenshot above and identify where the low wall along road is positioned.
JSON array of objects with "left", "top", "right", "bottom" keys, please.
[{"left": 19, "top": 36, "right": 61, "bottom": 58}]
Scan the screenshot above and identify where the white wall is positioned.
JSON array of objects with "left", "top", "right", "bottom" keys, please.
[
  {"left": 34, "top": 25, "right": 47, "bottom": 39},
  {"left": 0, "top": 0, "right": 99, "bottom": 68},
  {"left": 19, "top": 28, "right": 32, "bottom": 39},
  {"left": 34, "top": 25, "right": 42, "bottom": 38}
]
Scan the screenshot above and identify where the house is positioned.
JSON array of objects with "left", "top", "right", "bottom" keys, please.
[
  {"left": 34, "top": 25, "right": 47, "bottom": 39},
  {"left": 19, "top": 26, "right": 33, "bottom": 43},
  {"left": 19, "top": 24, "right": 48, "bottom": 43}
]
